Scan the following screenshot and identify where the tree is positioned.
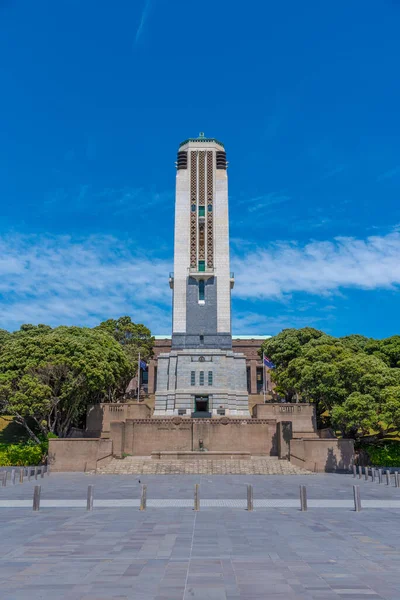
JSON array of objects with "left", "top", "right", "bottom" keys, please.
[
  {"left": 0, "top": 326, "right": 133, "bottom": 440},
  {"left": 95, "top": 316, "right": 154, "bottom": 372},
  {"left": 331, "top": 392, "right": 379, "bottom": 439}
]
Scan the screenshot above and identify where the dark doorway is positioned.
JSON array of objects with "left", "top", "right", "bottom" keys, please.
[
  {"left": 192, "top": 396, "right": 211, "bottom": 418},
  {"left": 195, "top": 396, "right": 209, "bottom": 412}
]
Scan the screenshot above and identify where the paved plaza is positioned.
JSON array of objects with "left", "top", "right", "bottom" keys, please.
[{"left": 1, "top": 473, "right": 400, "bottom": 599}]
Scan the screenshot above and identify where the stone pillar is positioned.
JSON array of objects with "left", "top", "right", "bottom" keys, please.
[
  {"left": 110, "top": 421, "right": 125, "bottom": 458},
  {"left": 148, "top": 360, "right": 156, "bottom": 394},
  {"left": 250, "top": 360, "right": 257, "bottom": 395},
  {"left": 277, "top": 421, "right": 292, "bottom": 459}
]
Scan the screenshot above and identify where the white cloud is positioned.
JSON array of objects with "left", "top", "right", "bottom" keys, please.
[
  {"left": 232, "top": 232, "right": 400, "bottom": 299},
  {"left": 0, "top": 234, "right": 171, "bottom": 332},
  {"left": 2, "top": 231, "right": 400, "bottom": 333},
  {"left": 135, "top": 0, "right": 152, "bottom": 44}
]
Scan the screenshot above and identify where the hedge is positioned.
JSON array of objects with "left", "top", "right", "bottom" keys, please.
[{"left": 362, "top": 442, "right": 400, "bottom": 467}]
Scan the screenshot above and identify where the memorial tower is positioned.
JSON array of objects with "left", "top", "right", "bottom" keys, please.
[{"left": 154, "top": 134, "right": 249, "bottom": 417}]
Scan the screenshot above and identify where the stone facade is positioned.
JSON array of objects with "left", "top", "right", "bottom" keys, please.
[{"left": 148, "top": 336, "right": 272, "bottom": 398}]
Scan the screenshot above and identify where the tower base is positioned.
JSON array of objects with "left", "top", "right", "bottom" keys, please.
[{"left": 154, "top": 348, "right": 250, "bottom": 417}]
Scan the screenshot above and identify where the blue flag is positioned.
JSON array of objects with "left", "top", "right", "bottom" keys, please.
[
  {"left": 263, "top": 356, "right": 276, "bottom": 369},
  {"left": 140, "top": 360, "right": 147, "bottom": 370}
]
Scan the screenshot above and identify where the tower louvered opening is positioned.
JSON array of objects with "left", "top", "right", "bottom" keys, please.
[
  {"left": 216, "top": 151, "right": 227, "bottom": 170},
  {"left": 177, "top": 151, "right": 187, "bottom": 170}
]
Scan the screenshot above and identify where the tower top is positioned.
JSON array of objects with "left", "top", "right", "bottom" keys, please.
[{"left": 179, "top": 133, "right": 225, "bottom": 149}]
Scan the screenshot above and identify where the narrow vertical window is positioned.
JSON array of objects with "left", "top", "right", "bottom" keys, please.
[
  {"left": 191, "top": 371, "right": 196, "bottom": 386},
  {"left": 199, "top": 371, "right": 204, "bottom": 386},
  {"left": 199, "top": 280, "right": 205, "bottom": 302},
  {"left": 208, "top": 371, "right": 213, "bottom": 386}
]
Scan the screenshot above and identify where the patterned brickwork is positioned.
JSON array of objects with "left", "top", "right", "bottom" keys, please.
[
  {"left": 190, "top": 151, "right": 197, "bottom": 268},
  {"left": 207, "top": 150, "right": 214, "bottom": 267}
]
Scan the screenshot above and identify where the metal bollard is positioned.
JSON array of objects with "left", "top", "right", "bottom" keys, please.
[
  {"left": 353, "top": 465, "right": 357, "bottom": 478},
  {"left": 40, "top": 467, "right": 44, "bottom": 479},
  {"left": 11, "top": 469, "right": 16, "bottom": 485},
  {"left": 365, "top": 467, "right": 369, "bottom": 481},
  {"left": 34, "top": 466, "right": 38, "bottom": 480},
  {"left": 247, "top": 484, "right": 253, "bottom": 511},
  {"left": 33, "top": 485, "right": 41, "bottom": 511},
  {"left": 395, "top": 472, "right": 399, "bottom": 488},
  {"left": 140, "top": 484, "right": 147, "bottom": 511},
  {"left": 299, "top": 485, "right": 307, "bottom": 511},
  {"left": 87, "top": 485, "right": 94, "bottom": 511},
  {"left": 19, "top": 468, "right": 24, "bottom": 484},
  {"left": 353, "top": 485, "right": 361, "bottom": 512},
  {"left": 371, "top": 468, "right": 375, "bottom": 483},
  {"left": 194, "top": 484, "right": 200, "bottom": 511},
  {"left": 386, "top": 470, "right": 391, "bottom": 486},
  {"left": 378, "top": 469, "right": 383, "bottom": 484},
  {"left": 358, "top": 465, "right": 362, "bottom": 479}
]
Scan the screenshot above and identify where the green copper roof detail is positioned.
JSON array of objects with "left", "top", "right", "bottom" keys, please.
[{"left": 179, "top": 134, "right": 224, "bottom": 149}]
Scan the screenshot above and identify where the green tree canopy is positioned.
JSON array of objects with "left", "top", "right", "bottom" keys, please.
[
  {"left": 0, "top": 325, "right": 133, "bottom": 440},
  {"left": 260, "top": 327, "right": 400, "bottom": 439},
  {"left": 95, "top": 316, "right": 154, "bottom": 371}
]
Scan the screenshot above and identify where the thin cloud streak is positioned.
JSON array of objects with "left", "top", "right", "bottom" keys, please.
[{"left": 135, "top": 0, "right": 152, "bottom": 44}]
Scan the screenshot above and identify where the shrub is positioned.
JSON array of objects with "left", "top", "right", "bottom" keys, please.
[
  {"left": 362, "top": 442, "right": 400, "bottom": 467},
  {"left": 0, "top": 434, "right": 55, "bottom": 466}
]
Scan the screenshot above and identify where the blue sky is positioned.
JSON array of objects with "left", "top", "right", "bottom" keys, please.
[{"left": 1, "top": 0, "right": 400, "bottom": 338}]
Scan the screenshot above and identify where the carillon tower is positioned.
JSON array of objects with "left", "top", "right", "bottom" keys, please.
[{"left": 154, "top": 134, "right": 249, "bottom": 417}]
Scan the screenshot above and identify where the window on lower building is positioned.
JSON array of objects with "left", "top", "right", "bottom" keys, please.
[
  {"left": 198, "top": 260, "right": 205, "bottom": 272},
  {"left": 199, "top": 206, "right": 205, "bottom": 217},
  {"left": 199, "top": 280, "right": 205, "bottom": 301},
  {"left": 199, "top": 334, "right": 204, "bottom": 344},
  {"left": 199, "top": 371, "right": 204, "bottom": 386},
  {"left": 208, "top": 371, "right": 213, "bottom": 386},
  {"left": 191, "top": 371, "right": 195, "bottom": 386}
]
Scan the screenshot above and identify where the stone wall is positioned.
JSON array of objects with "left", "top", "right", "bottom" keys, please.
[
  {"left": 289, "top": 438, "right": 354, "bottom": 473},
  {"left": 109, "top": 418, "right": 278, "bottom": 457},
  {"left": 86, "top": 402, "right": 152, "bottom": 436},
  {"left": 48, "top": 438, "right": 113, "bottom": 472},
  {"left": 253, "top": 403, "right": 317, "bottom": 434}
]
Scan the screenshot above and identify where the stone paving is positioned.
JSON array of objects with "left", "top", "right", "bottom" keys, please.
[
  {"left": 1, "top": 474, "right": 400, "bottom": 599},
  {"left": 1, "top": 506, "right": 400, "bottom": 599},
  {"left": 95, "top": 456, "right": 313, "bottom": 475}
]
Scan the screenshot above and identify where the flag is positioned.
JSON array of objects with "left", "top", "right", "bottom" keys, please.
[
  {"left": 263, "top": 355, "right": 276, "bottom": 369},
  {"left": 139, "top": 360, "right": 147, "bottom": 370}
]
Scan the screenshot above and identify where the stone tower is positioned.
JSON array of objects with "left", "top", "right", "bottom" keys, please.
[{"left": 154, "top": 134, "right": 249, "bottom": 417}]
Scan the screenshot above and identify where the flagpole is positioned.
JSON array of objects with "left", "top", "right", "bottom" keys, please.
[
  {"left": 137, "top": 352, "right": 140, "bottom": 403},
  {"left": 263, "top": 352, "right": 266, "bottom": 404}
]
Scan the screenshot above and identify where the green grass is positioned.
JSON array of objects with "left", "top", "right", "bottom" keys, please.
[{"left": 0, "top": 416, "right": 29, "bottom": 444}]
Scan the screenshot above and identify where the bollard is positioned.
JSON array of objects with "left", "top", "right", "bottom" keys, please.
[
  {"left": 19, "top": 468, "right": 24, "bottom": 484},
  {"left": 0, "top": 471, "right": 6, "bottom": 487},
  {"left": 365, "top": 467, "right": 369, "bottom": 481},
  {"left": 28, "top": 468, "right": 31, "bottom": 482},
  {"left": 33, "top": 485, "right": 41, "bottom": 511},
  {"left": 34, "top": 467, "right": 38, "bottom": 480},
  {"left": 371, "top": 468, "right": 375, "bottom": 483},
  {"left": 299, "top": 485, "right": 307, "bottom": 511},
  {"left": 396, "top": 472, "right": 400, "bottom": 488},
  {"left": 47, "top": 464, "right": 50, "bottom": 476},
  {"left": 395, "top": 472, "right": 399, "bottom": 488},
  {"left": 194, "top": 484, "right": 200, "bottom": 511},
  {"left": 40, "top": 467, "right": 44, "bottom": 479},
  {"left": 87, "top": 485, "right": 94, "bottom": 511},
  {"left": 353, "top": 465, "right": 357, "bottom": 478},
  {"left": 11, "top": 469, "right": 16, "bottom": 485},
  {"left": 140, "top": 484, "right": 147, "bottom": 511},
  {"left": 247, "top": 484, "right": 254, "bottom": 511},
  {"left": 378, "top": 469, "right": 383, "bottom": 484},
  {"left": 386, "top": 470, "right": 391, "bottom": 486},
  {"left": 353, "top": 485, "right": 361, "bottom": 512},
  {"left": 358, "top": 465, "right": 362, "bottom": 479}
]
